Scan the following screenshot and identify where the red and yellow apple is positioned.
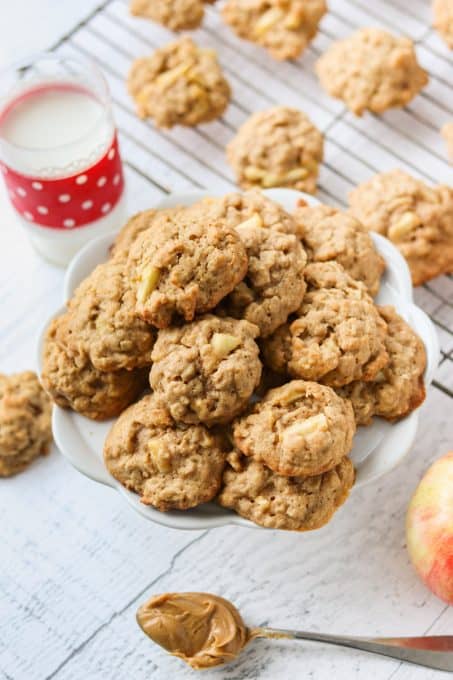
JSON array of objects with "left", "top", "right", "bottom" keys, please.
[{"left": 406, "top": 451, "right": 453, "bottom": 605}]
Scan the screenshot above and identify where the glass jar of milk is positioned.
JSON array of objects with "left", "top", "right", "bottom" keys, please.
[{"left": 0, "top": 52, "right": 126, "bottom": 266}]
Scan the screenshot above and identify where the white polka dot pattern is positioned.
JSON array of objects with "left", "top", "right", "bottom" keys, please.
[{"left": 1, "top": 135, "right": 123, "bottom": 229}]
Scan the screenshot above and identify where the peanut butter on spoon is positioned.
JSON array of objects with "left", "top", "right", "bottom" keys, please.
[
  {"left": 136, "top": 592, "right": 453, "bottom": 672},
  {"left": 136, "top": 592, "right": 256, "bottom": 670}
]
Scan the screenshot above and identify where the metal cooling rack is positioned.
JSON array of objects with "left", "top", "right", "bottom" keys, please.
[{"left": 50, "top": 0, "right": 453, "bottom": 398}]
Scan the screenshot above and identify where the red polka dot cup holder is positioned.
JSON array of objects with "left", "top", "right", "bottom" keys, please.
[{"left": 1, "top": 134, "right": 124, "bottom": 229}]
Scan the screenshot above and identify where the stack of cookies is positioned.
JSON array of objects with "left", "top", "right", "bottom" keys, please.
[{"left": 41, "top": 191, "right": 427, "bottom": 531}]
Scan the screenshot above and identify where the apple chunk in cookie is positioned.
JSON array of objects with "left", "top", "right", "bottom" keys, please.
[
  {"left": 233, "top": 380, "right": 355, "bottom": 477},
  {"left": 150, "top": 315, "right": 262, "bottom": 426},
  {"left": 104, "top": 393, "right": 227, "bottom": 510}
]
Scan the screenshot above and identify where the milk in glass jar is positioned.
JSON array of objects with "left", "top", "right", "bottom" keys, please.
[{"left": 0, "top": 53, "right": 126, "bottom": 265}]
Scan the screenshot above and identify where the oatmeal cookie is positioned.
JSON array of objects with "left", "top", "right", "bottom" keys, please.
[
  {"left": 226, "top": 107, "right": 323, "bottom": 195},
  {"left": 130, "top": 0, "right": 211, "bottom": 31},
  {"left": 211, "top": 189, "right": 306, "bottom": 330},
  {"left": 150, "top": 315, "right": 261, "bottom": 425},
  {"left": 0, "top": 371, "right": 52, "bottom": 477},
  {"left": 222, "top": 0, "right": 327, "bottom": 61},
  {"left": 442, "top": 122, "right": 453, "bottom": 162},
  {"left": 128, "top": 37, "right": 231, "bottom": 128},
  {"left": 316, "top": 28, "right": 428, "bottom": 116},
  {"left": 294, "top": 203, "right": 385, "bottom": 296},
  {"left": 434, "top": 0, "right": 453, "bottom": 48},
  {"left": 104, "top": 393, "right": 227, "bottom": 510},
  {"left": 233, "top": 380, "right": 355, "bottom": 477},
  {"left": 337, "top": 305, "right": 426, "bottom": 425},
  {"left": 348, "top": 170, "right": 453, "bottom": 285},
  {"left": 41, "top": 315, "right": 146, "bottom": 421},
  {"left": 208, "top": 194, "right": 306, "bottom": 336},
  {"left": 218, "top": 450, "right": 355, "bottom": 531},
  {"left": 262, "top": 262, "right": 388, "bottom": 386},
  {"left": 128, "top": 201, "right": 248, "bottom": 328},
  {"left": 65, "top": 258, "right": 156, "bottom": 372}
]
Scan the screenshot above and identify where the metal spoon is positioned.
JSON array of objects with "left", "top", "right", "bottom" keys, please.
[{"left": 252, "top": 627, "right": 453, "bottom": 672}]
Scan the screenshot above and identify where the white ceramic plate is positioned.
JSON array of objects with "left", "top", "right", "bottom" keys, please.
[{"left": 39, "top": 190, "right": 439, "bottom": 531}]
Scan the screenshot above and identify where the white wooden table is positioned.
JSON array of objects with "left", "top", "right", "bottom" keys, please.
[{"left": 1, "top": 2, "right": 453, "bottom": 679}]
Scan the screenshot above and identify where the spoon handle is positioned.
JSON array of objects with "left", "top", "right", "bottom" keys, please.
[{"left": 256, "top": 628, "right": 453, "bottom": 672}]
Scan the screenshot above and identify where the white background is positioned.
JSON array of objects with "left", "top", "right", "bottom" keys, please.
[{"left": 1, "top": 1, "right": 453, "bottom": 679}]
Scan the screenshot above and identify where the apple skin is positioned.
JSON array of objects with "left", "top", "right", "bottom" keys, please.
[{"left": 406, "top": 451, "right": 453, "bottom": 605}]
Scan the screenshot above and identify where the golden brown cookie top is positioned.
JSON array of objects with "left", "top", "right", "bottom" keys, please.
[
  {"left": 111, "top": 208, "right": 186, "bottom": 259},
  {"left": 233, "top": 380, "right": 355, "bottom": 477},
  {"left": 104, "top": 393, "right": 227, "bottom": 510},
  {"left": 128, "top": 37, "right": 231, "bottom": 127},
  {"left": 150, "top": 315, "right": 262, "bottom": 425},
  {"left": 137, "top": 592, "right": 249, "bottom": 669},
  {"left": 222, "top": 0, "right": 327, "bottom": 60},
  {"left": 337, "top": 305, "right": 426, "bottom": 425},
  {"left": 227, "top": 107, "right": 323, "bottom": 195},
  {"left": 262, "top": 262, "right": 389, "bottom": 386},
  {"left": 127, "top": 201, "right": 248, "bottom": 328},
  {"left": 316, "top": 28, "right": 428, "bottom": 115},
  {"left": 348, "top": 169, "right": 453, "bottom": 285},
  {"left": 0, "top": 371, "right": 52, "bottom": 477},
  {"left": 65, "top": 258, "right": 156, "bottom": 372},
  {"left": 218, "top": 451, "right": 355, "bottom": 531},
  {"left": 130, "top": 0, "right": 207, "bottom": 31},
  {"left": 294, "top": 203, "right": 385, "bottom": 297},
  {"left": 41, "top": 315, "right": 146, "bottom": 421}
]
